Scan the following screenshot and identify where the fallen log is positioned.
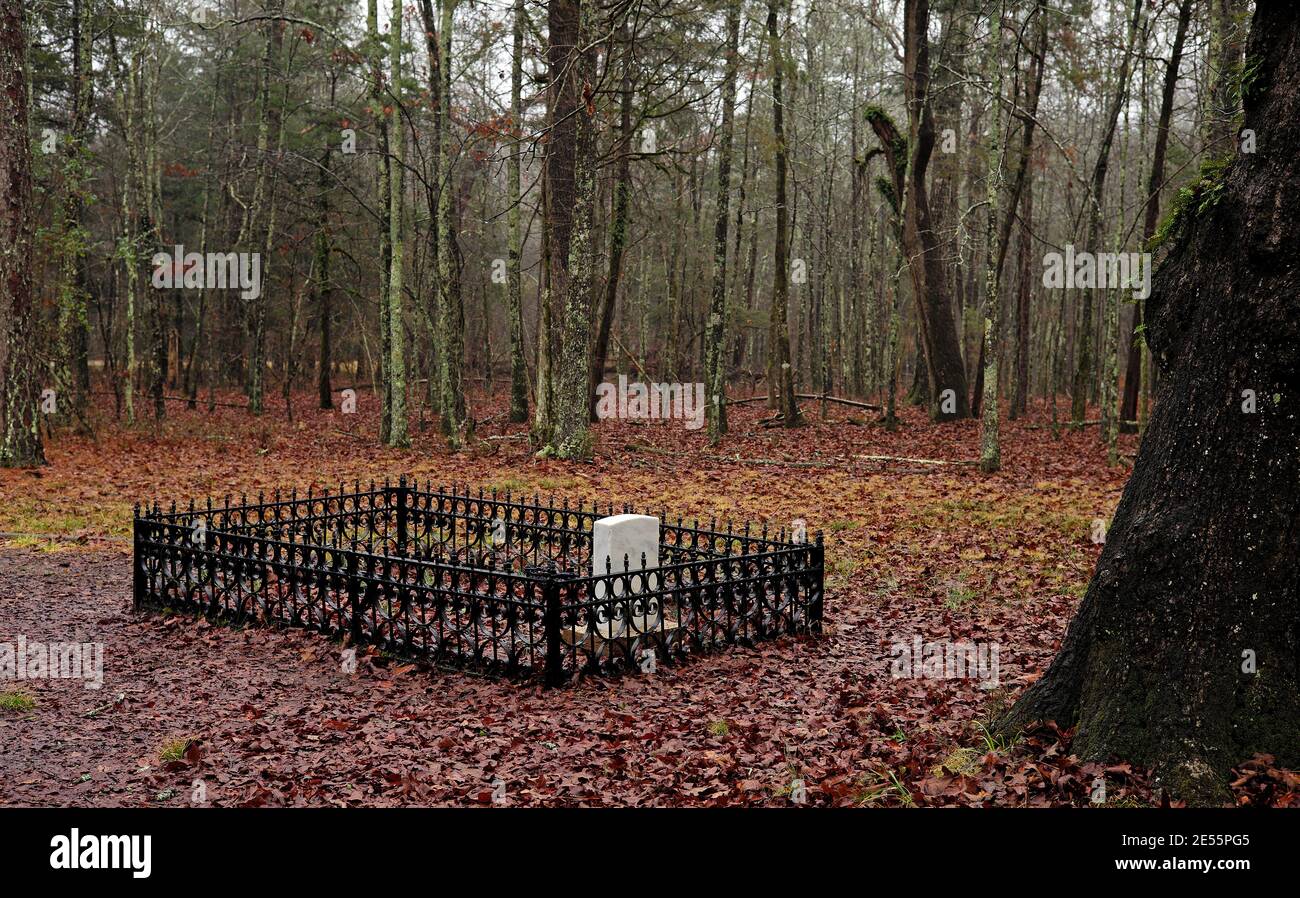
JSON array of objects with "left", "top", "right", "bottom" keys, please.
[
  {"left": 854, "top": 454, "right": 977, "bottom": 466},
  {"left": 727, "top": 393, "right": 881, "bottom": 411}
]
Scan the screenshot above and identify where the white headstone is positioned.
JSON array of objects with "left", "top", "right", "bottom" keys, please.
[{"left": 592, "top": 514, "right": 661, "bottom": 637}]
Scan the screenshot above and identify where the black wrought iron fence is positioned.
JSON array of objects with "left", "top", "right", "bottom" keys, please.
[{"left": 133, "top": 479, "right": 824, "bottom": 686}]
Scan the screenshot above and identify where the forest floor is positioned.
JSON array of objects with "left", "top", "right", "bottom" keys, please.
[{"left": 1, "top": 390, "right": 1295, "bottom": 807}]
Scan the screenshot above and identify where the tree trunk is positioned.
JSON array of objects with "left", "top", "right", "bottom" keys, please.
[
  {"left": 62, "top": 0, "right": 92, "bottom": 428},
  {"left": 141, "top": 29, "right": 166, "bottom": 424},
  {"left": 766, "top": 0, "right": 800, "bottom": 426},
  {"left": 729, "top": 33, "right": 760, "bottom": 376},
  {"left": 550, "top": 0, "right": 597, "bottom": 459},
  {"left": 534, "top": 0, "right": 580, "bottom": 448},
  {"left": 589, "top": 20, "right": 635, "bottom": 423},
  {"left": 1012, "top": 167, "right": 1032, "bottom": 418},
  {"left": 905, "top": 325, "right": 930, "bottom": 407},
  {"left": 847, "top": 39, "right": 865, "bottom": 397},
  {"left": 978, "top": 0, "right": 1045, "bottom": 439},
  {"left": 1121, "top": 0, "right": 1192, "bottom": 433},
  {"left": 900, "top": 0, "right": 968, "bottom": 421},
  {"left": 929, "top": 0, "right": 965, "bottom": 401},
  {"left": 533, "top": 177, "right": 555, "bottom": 443},
  {"left": 115, "top": 37, "right": 140, "bottom": 427},
  {"left": 1072, "top": 0, "right": 1140, "bottom": 429},
  {"left": 384, "top": 0, "right": 409, "bottom": 447},
  {"left": 506, "top": 0, "right": 529, "bottom": 424},
  {"left": 186, "top": 54, "right": 223, "bottom": 411},
  {"left": 241, "top": 2, "right": 284, "bottom": 418},
  {"left": 1001, "top": 3, "right": 1300, "bottom": 805},
  {"left": 316, "top": 76, "right": 336, "bottom": 412},
  {"left": 1205, "top": 0, "right": 1248, "bottom": 154},
  {"left": 368, "top": 0, "right": 392, "bottom": 442},
  {"left": 0, "top": 0, "right": 44, "bottom": 466},
  {"left": 435, "top": 0, "right": 467, "bottom": 447},
  {"left": 705, "top": 2, "right": 740, "bottom": 444},
  {"left": 666, "top": 171, "right": 683, "bottom": 384},
  {"left": 978, "top": 2, "right": 1004, "bottom": 473}
]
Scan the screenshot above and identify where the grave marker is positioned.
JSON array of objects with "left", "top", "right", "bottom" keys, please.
[{"left": 592, "top": 513, "right": 661, "bottom": 637}]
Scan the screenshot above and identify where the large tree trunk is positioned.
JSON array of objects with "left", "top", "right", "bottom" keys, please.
[
  {"left": 534, "top": 0, "right": 581, "bottom": 448},
  {"left": 0, "top": 0, "right": 44, "bottom": 467},
  {"left": 900, "top": 0, "right": 968, "bottom": 422},
  {"left": 1000, "top": 3, "right": 1300, "bottom": 805},
  {"left": 549, "top": 0, "right": 597, "bottom": 459}
]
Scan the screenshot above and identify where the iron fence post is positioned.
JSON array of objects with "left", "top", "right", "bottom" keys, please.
[
  {"left": 132, "top": 507, "right": 145, "bottom": 611},
  {"left": 207, "top": 529, "right": 219, "bottom": 615},
  {"left": 810, "top": 532, "right": 825, "bottom": 634},
  {"left": 543, "top": 567, "right": 563, "bottom": 688},
  {"left": 346, "top": 548, "right": 361, "bottom": 645},
  {"left": 396, "top": 475, "right": 409, "bottom": 557}
]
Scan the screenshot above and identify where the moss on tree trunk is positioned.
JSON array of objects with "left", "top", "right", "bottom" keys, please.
[{"left": 0, "top": 0, "right": 45, "bottom": 468}]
